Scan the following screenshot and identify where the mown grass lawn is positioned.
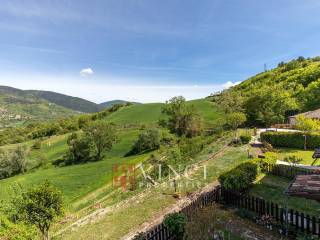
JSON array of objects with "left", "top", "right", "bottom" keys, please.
[
  {"left": 250, "top": 174, "right": 320, "bottom": 216},
  {"left": 264, "top": 148, "right": 315, "bottom": 165}
]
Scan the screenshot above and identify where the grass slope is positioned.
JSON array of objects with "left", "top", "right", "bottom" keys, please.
[
  {"left": 106, "top": 99, "right": 222, "bottom": 127},
  {"left": 0, "top": 129, "right": 149, "bottom": 208},
  {"left": 0, "top": 86, "right": 77, "bottom": 127}
]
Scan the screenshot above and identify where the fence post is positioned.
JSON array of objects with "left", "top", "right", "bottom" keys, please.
[
  {"left": 301, "top": 213, "right": 305, "bottom": 232},
  {"left": 306, "top": 215, "right": 311, "bottom": 234},
  {"left": 295, "top": 211, "right": 299, "bottom": 230}
]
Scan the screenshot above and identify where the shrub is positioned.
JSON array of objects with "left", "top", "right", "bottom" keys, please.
[
  {"left": 261, "top": 131, "right": 320, "bottom": 149},
  {"left": 218, "top": 162, "right": 258, "bottom": 191},
  {"left": 63, "top": 133, "right": 95, "bottom": 165},
  {"left": 179, "top": 136, "right": 205, "bottom": 160},
  {"left": 163, "top": 212, "right": 187, "bottom": 240},
  {"left": 127, "top": 129, "right": 160, "bottom": 155},
  {"left": 0, "top": 214, "right": 36, "bottom": 240},
  {"left": 0, "top": 147, "right": 27, "bottom": 179},
  {"left": 240, "top": 133, "right": 251, "bottom": 144}
]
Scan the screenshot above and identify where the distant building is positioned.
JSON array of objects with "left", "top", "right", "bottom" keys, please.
[{"left": 289, "top": 108, "right": 320, "bottom": 125}]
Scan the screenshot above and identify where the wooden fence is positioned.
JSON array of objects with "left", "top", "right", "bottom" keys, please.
[
  {"left": 260, "top": 162, "right": 318, "bottom": 179},
  {"left": 222, "top": 189, "right": 320, "bottom": 236},
  {"left": 143, "top": 185, "right": 320, "bottom": 239},
  {"left": 145, "top": 186, "right": 221, "bottom": 240},
  {"left": 143, "top": 164, "right": 320, "bottom": 240}
]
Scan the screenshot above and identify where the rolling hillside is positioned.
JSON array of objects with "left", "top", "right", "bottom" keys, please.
[
  {"left": 27, "top": 90, "right": 102, "bottom": 113},
  {"left": 0, "top": 86, "right": 77, "bottom": 127},
  {"left": 0, "top": 98, "right": 222, "bottom": 205},
  {"left": 99, "top": 100, "right": 140, "bottom": 108},
  {"left": 224, "top": 56, "right": 320, "bottom": 126},
  {"left": 106, "top": 99, "right": 222, "bottom": 126}
]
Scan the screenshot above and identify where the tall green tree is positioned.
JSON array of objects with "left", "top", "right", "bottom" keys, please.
[
  {"left": 225, "top": 112, "right": 247, "bottom": 138},
  {"left": 162, "top": 96, "right": 203, "bottom": 137},
  {"left": 85, "top": 121, "right": 117, "bottom": 161},
  {"left": 64, "top": 132, "right": 94, "bottom": 165},
  {"left": 217, "top": 90, "right": 243, "bottom": 114},
  {"left": 244, "top": 88, "right": 297, "bottom": 126}
]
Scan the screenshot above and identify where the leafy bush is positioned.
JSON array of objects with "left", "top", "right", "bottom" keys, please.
[
  {"left": 218, "top": 162, "right": 258, "bottom": 191},
  {"left": 240, "top": 133, "right": 251, "bottom": 144},
  {"left": 163, "top": 212, "right": 187, "bottom": 240},
  {"left": 179, "top": 136, "right": 205, "bottom": 160},
  {"left": 63, "top": 133, "right": 95, "bottom": 165},
  {"left": 127, "top": 129, "right": 161, "bottom": 155},
  {"left": 0, "top": 146, "right": 27, "bottom": 179},
  {"left": 63, "top": 122, "right": 117, "bottom": 165},
  {"left": 261, "top": 131, "right": 320, "bottom": 149},
  {"left": 162, "top": 96, "right": 203, "bottom": 137},
  {"left": 15, "top": 180, "right": 64, "bottom": 240},
  {"left": 0, "top": 214, "right": 36, "bottom": 240}
]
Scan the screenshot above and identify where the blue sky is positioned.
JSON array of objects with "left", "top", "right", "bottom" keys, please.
[{"left": 1, "top": 0, "right": 320, "bottom": 102}]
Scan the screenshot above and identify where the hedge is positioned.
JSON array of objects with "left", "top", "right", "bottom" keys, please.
[
  {"left": 260, "top": 131, "right": 320, "bottom": 149},
  {"left": 218, "top": 162, "right": 258, "bottom": 191}
]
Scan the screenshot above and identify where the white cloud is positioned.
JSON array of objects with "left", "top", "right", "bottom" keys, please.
[
  {"left": 222, "top": 81, "right": 241, "bottom": 89},
  {"left": 80, "top": 68, "right": 94, "bottom": 77}
]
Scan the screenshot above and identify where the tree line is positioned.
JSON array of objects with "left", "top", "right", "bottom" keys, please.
[{"left": 214, "top": 56, "right": 320, "bottom": 127}]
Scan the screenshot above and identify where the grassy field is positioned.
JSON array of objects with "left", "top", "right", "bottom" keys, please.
[
  {"left": 107, "top": 103, "right": 164, "bottom": 125},
  {"left": 0, "top": 129, "right": 151, "bottom": 210},
  {"left": 106, "top": 99, "right": 222, "bottom": 127},
  {"left": 56, "top": 142, "right": 250, "bottom": 239},
  {"left": 250, "top": 174, "right": 320, "bottom": 215},
  {"left": 265, "top": 148, "right": 315, "bottom": 165}
]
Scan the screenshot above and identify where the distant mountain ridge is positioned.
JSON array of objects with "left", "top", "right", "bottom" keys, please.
[
  {"left": 99, "top": 100, "right": 140, "bottom": 108},
  {"left": 0, "top": 85, "right": 141, "bottom": 127},
  {"left": 27, "top": 90, "right": 102, "bottom": 113}
]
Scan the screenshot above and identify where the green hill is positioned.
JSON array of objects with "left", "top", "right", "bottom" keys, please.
[
  {"left": 28, "top": 90, "right": 102, "bottom": 113},
  {"left": 99, "top": 100, "right": 140, "bottom": 108},
  {"left": 0, "top": 86, "right": 77, "bottom": 128},
  {"left": 224, "top": 56, "right": 320, "bottom": 126},
  {"left": 106, "top": 99, "right": 222, "bottom": 127}
]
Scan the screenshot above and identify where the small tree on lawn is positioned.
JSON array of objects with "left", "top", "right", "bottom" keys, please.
[
  {"left": 85, "top": 121, "right": 117, "bottom": 161},
  {"left": 284, "top": 155, "right": 302, "bottom": 166},
  {"left": 18, "top": 180, "right": 63, "bottom": 240},
  {"left": 295, "top": 115, "right": 320, "bottom": 150},
  {"left": 225, "top": 112, "right": 247, "bottom": 138}
]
